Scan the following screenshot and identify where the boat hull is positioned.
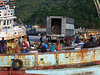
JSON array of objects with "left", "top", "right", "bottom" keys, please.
[
  {"left": 0, "top": 47, "right": 100, "bottom": 71},
  {"left": 0, "top": 71, "right": 45, "bottom": 75}
]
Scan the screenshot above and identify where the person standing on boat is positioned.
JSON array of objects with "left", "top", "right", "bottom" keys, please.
[
  {"left": 40, "top": 35, "right": 45, "bottom": 46},
  {"left": 57, "top": 37, "right": 60, "bottom": 45},
  {"left": 57, "top": 38, "right": 61, "bottom": 51},
  {"left": 0, "top": 37, "right": 6, "bottom": 53}
]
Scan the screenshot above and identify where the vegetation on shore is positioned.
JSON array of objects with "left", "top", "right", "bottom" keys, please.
[{"left": 14, "top": 0, "right": 100, "bottom": 29}]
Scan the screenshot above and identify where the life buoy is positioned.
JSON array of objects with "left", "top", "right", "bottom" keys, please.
[
  {"left": 12, "top": 59, "right": 23, "bottom": 70},
  {"left": 0, "top": 1, "right": 4, "bottom": 7}
]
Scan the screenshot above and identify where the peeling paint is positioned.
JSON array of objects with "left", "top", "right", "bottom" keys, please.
[
  {"left": 38, "top": 54, "right": 56, "bottom": 66},
  {"left": 0, "top": 48, "right": 100, "bottom": 69}
]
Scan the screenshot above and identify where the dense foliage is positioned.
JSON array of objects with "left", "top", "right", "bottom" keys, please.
[{"left": 14, "top": 0, "right": 100, "bottom": 29}]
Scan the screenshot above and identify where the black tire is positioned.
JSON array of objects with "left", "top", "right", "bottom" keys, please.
[{"left": 12, "top": 59, "right": 23, "bottom": 70}]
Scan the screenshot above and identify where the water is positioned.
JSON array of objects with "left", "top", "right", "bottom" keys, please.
[
  {"left": 26, "top": 65, "right": 100, "bottom": 75},
  {"left": 28, "top": 35, "right": 100, "bottom": 75}
]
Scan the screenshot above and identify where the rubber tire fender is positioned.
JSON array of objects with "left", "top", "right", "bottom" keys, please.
[
  {"left": 0, "top": 1, "right": 4, "bottom": 6},
  {"left": 12, "top": 59, "right": 23, "bottom": 70}
]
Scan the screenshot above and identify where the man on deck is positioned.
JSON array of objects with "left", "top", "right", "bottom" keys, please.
[{"left": 0, "top": 37, "right": 6, "bottom": 53}]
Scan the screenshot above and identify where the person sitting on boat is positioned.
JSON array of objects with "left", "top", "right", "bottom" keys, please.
[
  {"left": 89, "top": 34, "right": 94, "bottom": 42},
  {"left": 6, "top": 46, "right": 15, "bottom": 54},
  {"left": 71, "top": 38, "right": 75, "bottom": 45},
  {"left": 79, "top": 33, "right": 83, "bottom": 41},
  {"left": 23, "top": 41, "right": 29, "bottom": 48},
  {"left": 75, "top": 35, "right": 80, "bottom": 44},
  {"left": 50, "top": 43, "right": 55, "bottom": 51},
  {"left": 40, "top": 43, "right": 47, "bottom": 53},
  {"left": 45, "top": 40, "right": 49, "bottom": 48},
  {"left": 64, "top": 38, "right": 71, "bottom": 46},
  {"left": 47, "top": 37, "right": 51, "bottom": 43},
  {"left": 83, "top": 34, "right": 98, "bottom": 48},
  {"left": 44, "top": 43, "right": 48, "bottom": 49},
  {"left": 0, "top": 37, "right": 6, "bottom": 53},
  {"left": 97, "top": 37, "right": 100, "bottom": 46}
]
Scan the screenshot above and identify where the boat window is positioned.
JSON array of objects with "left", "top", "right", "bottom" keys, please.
[
  {"left": 8, "top": 27, "right": 10, "bottom": 28},
  {"left": 4, "top": 27, "right": 10, "bottom": 29},
  {"left": 8, "top": 10, "right": 10, "bottom": 12},
  {"left": 4, "top": 20, "right": 6, "bottom": 25},
  {"left": 10, "top": 20, "right": 12, "bottom": 24},
  {"left": 4, "top": 27, "right": 7, "bottom": 28},
  {"left": 14, "top": 32, "right": 16, "bottom": 34},
  {"left": 7, "top": 20, "right": 10, "bottom": 25}
]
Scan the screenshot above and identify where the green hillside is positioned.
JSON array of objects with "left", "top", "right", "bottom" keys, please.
[{"left": 14, "top": 0, "right": 100, "bottom": 29}]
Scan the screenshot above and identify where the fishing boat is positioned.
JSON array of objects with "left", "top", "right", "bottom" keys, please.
[{"left": 0, "top": 0, "right": 26, "bottom": 51}]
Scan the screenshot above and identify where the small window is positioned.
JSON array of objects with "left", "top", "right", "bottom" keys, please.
[
  {"left": 14, "top": 32, "right": 16, "bottom": 34},
  {"left": 8, "top": 27, "right": 10, "bottom": 28},
  {"left": 4, "top": 27, "right": 7, "bottom": 28},
  {"left": 8, "top": 10, "right": 10, "bottom": 12},
  {"left": 4, "top": 20, "right": 6, "bottom": 25},
  {"left": 10, "top": 20, "right": 12, "bottom": 24},
  {"left": 7, "top": 20, "right": 10, "bottom": 25}
]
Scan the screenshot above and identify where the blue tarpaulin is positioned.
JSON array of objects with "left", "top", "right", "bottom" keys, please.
[{"left": 27, "top": 25, "right": 32, "bottom": 28}]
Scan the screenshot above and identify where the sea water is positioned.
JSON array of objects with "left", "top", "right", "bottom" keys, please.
[{"left": 25, "top": 65, "right": 100, "bottom": 75}]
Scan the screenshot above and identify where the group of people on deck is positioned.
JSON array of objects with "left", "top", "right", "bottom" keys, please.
[
  {"left": 39, "top": 35, "right": 55, "bottom": 52},
  {"left": 1, "top": 33, "right": 100, "bottom": 54},
  {"left": 39, "top": 33, "right": 100, "bottom": 52}
]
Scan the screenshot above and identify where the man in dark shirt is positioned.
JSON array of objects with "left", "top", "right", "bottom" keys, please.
[
  {"left": 40, "top": 35, "right": 45, "bottom": 46},
  {"left": 89, "top": 34, "right": 94, "bottom": 42},
  {"left": 40, "top": 43, "right": 47, "bottom": 53},
  {"left": 0, "top": 37, "right": 6, "bottom": 53}
]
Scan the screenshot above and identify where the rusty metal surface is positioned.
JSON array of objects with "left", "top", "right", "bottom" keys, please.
[
  {"left": 95, "top": 50, "right": 100, "bottom": 61},
  {"left": 58, "top": 49, "right": 100, "bottom": 65},
  {"left": 0, "top": 47, "right": 100, "bottom": 69},
  {"left": 38, "top": 54, "right": 57, "bottom": 66},
  {"left": 58, "top": 53, "right": 70, "bottom": 65},
  {"left": 18, "top": 54, "right": 35, "bottom": 67},
  {"left": 0, "top": 55, "right": 14, "bottom": 67}
]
